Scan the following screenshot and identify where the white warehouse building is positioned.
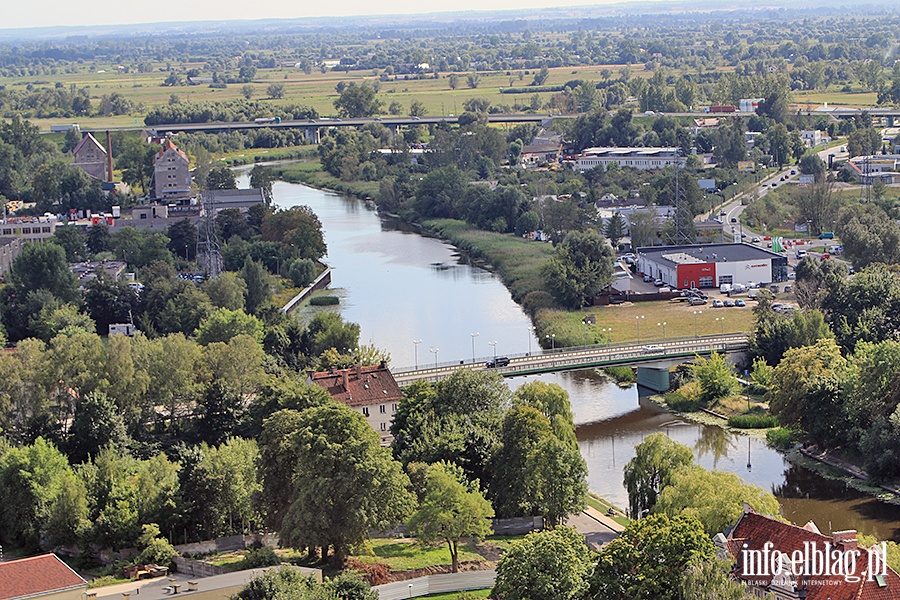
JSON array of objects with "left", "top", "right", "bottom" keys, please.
[
  {"left": 637, "top": 243, "right": 789, "bottom": 289},
  {"left": 574, "top": 147, "right": 685, "bottom": 172}
]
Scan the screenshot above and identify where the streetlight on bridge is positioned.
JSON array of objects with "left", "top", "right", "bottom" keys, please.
[
  {"left": 545, "top": 334, "right": 556, "bottom": 351},
  {"left": 527, "top": 326, "right": 534, "bottom": 356},
  {"left": 602, "top": 328, "right": 612, "bottom": 346},
  {"left": 488, "top": 340, "right": 498, "bottom": 359},
  {"left": 657, "top": 321, "right": 667, "bottom": 342},
  {"left": 716, "top": 316, "right": 725, "bottom": 336},
  {"left": 635, "top": 315, "right": 645, "bottom": 343},
  {"left": 412, "top": 339, "right": 422, "bottom": 369},
  {"left": 692, "top": 310, "right": 702, "bottom": 337},
  {"left": 429, "top": 347, "right": 439, "bottom": 368},
  {"left": 470, "top": 332, "right": 479, "bottom": 363}
]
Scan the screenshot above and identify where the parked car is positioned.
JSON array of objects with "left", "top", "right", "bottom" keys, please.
[
  {"left": 735, "top": 299, "right": 746, "bottom": 307},
  {"left": 787, "top": 272, "right": 796, "bottom": 280},
  {"left": 731, "top": 217, "right": 737, "bottom": 223},
  {"left": 485, "top": 356, "right": 510, "bottom": 368},
  {"left": 688, "top": 297, "right": 707, "bottom": 306},
  {"left": 659, "top": 286, "right": 672, "bottom": 293},
  {"left": 643, "top": 274, "right": 653, "bottom": 283},
  {"left": 723, "top": 299, "right": 735, "bottom": 307},
  {"left": 712, "top": 299, "right": 724, "bottom": 308},
  {"left": 791, "top": 169, "right": 797, "bottom": 175},
  {"left": 653, "top": 279, "right": 665, "bottom": 286},
  {"left": 751, "top": 236, "right": 761, "bottom": 243}
]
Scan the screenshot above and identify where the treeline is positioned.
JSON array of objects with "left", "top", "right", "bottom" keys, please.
[
  {"left": 144, "top": 99, "right": 317, "bottom": 126},
  {"left": 0, "top": 86, "right": 137, "bottom": 119}
]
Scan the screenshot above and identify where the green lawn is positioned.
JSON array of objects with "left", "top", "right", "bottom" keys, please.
[
  {"left": 353, "top": 538, "right": 487, "bottom": 571},
  {"left": 425, "top": 590, "right": 492, "bottom": 599}
]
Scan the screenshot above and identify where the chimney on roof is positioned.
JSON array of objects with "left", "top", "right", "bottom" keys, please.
[
  {"left": 355, "top": 364, "right": 361, "bottom": 378},
  {"left": 833, "top": 530, "right": 858, "bottom": 552},
  {"left": 379, "top": 359, "right": 387, "bottom": 369},
  {"left": 105, "top": 130, "right": 114, "bottom": 183},
  {"left": 342, "top": 370, "right": 349, "bottom": 390}
]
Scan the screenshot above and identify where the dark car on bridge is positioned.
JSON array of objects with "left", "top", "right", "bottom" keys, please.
[{"left": 486, "top": 357, "right": 510, "bottom": 368}]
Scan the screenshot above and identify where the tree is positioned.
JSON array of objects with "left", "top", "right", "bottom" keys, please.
[
  {"left": 279, "top": 402, "right": 415, "bottom": 563},
  {"left": 53, "top": 226, "right": 88, "bottom": 261},
  {"left": 195, "top": 308, "right": 264, "bottom": 345},
  {"left": 604, "top": 212, "right": 627, "bottom": 248},
  {"left": 233, "top": 566, "right": 319, "bottom": 600},
  {"left": 528, "top": 435, "right": 588, "bottom": 528},
  {"left": 287, "top": 258, "right": 317, "bottom": 288},
  {"left": 515, "top": 210, "right": 540, "bottom": 235},
  {"left": 689, "top": 352, "right": 739, "bottom": 407},
  {"left": 409, "top": 99, "right": 427, "bottom": 117},
  {"left": 655, "top": 465, "right": 781, "bottom": 536},
  {"left": 466, "top": 73, "right": 481, "bottom": 88},
  {"left": 67, "top": 391, "right": 129, "bottom": 464},
  {"left": 589, "top": 514, "right": 714, "bottom": 600},
  {"left": 207, "top": 166, "right": 237, "bottom": 190},
  {"left": 250, "top": 165, "right": 274, "bottom": 204},
  {"left": 240, "top": 257, "right": 272, "bottom": 315},
  {"left": 408, "top": 463, "right": 494, "bottom": 572},
  {"left": 623, "top": 433, "right": 693, "bottom": 519},
  {"left": 492, "top": 527, "right": 594, "bottom": 600},
  {"left": 195, "top": 438, "right": 262, "bottom": 535},
  {"left": 166, "top": 219, "right": 198, "bottom": 261},
  {"left": 543, "top": 229, "right": 615, "bottom": 309},
  {"left": 678, "top": 558, "right": 747, "bottom": 600},
  {"left": 202, "top": 272, "right": 247, "bottom": 310},
  {"left": 333, "top": 83, "right": 382, "bottom": 118},
  {"left": 261, "top": 205, "right": 327, "bottom": 260},
  {"left": 135, "top": 523, "right": 178, "bottom": 566},
  {"left": 267, "top": 82, "right": 285, "bottom": 99},
  {"left": 628, "top": 210, "right": 658, "bottom": 248},
  {"left": 241, "top": 84, "right": 254, "bottom": 99},
  {"left": 799, "top": 154, "right": 826, "bottom": 182},
  {"left": 791, "top": 180, "right": 842, "bottom": 236},
  {"left": 10, "top": 241, "right": 79, "bottom": 303}
]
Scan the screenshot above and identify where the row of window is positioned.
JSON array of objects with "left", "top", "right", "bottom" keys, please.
[
  {"left": 1, "top": 227, "right": 52, "bottom": 235},
  {"left": 361, "top": 403, "right": 398, "bottom": 417}
]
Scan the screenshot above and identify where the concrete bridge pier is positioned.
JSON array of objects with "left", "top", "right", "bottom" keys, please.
[
  {"left": 303, "top": 127, "right": 320, "bottom": 144},
  {"left": 636, "top": 366, "right": 671, "bottom": 392}
]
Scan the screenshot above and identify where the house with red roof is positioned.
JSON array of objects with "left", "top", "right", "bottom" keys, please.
[
  {"left": 0, "top": 554, "right": 87, "bottom": 600},
  {"left": 718, "top": 504, "right": 900, "bottom": 599},
  {"left": 153, "top": 139, "right": 192, "bottom": 200},
  {"left": 309, "top": 361, "right": 402, "bottom": 445}
]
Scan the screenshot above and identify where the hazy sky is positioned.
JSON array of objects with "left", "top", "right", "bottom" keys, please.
[{"left": 5, "top": 0, "right": 630, "bottom": 30}]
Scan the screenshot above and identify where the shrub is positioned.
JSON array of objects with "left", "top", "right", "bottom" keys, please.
[
  {"left": 288, "top": 258, "right": 317, "bottom": 288},
  {"left": 604, "top": 366, "right": 636, "bottom": 385},
  {"left": 766, "top": 427, "right": 796, "bottom": 449},
  {"left": 664, "top": 389, "right": 699, "bottom": 412},
  {"left": 728, "top": 414, "right": 779, "bottom": 429},
  {"left": 522, "top": 290, "right": 557, "bottom": 317},
  {"left": 240, "top": 546, "right": 280, "bottom": 569},
  {"left": 310, "top": 295, "right": 340, "bottom": 306}
]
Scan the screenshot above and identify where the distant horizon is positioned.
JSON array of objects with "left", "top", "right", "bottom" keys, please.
[{"left": 0, "top": 0, "right": 882, "bottom": 34}]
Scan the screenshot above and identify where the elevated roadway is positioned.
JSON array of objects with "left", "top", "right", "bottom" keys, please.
[{"left": 392, "top": 333, "right": 749, "bottom": 386}]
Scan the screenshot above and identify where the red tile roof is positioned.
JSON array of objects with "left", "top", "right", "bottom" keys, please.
[
  {"left": 310, "top": 363, "right": 402, "bottom": 408},
  {"left": 0, "top": 554, "right": 87, "bottom": 600},
  {"left": 71, "top": 132, "right": 106, "bottom": 158},
  {"left": 154, "top": 139, "right": 188, "bottom": 162},
  {"left": 727, "top": 510, "right": 900, "bottom": 599}
]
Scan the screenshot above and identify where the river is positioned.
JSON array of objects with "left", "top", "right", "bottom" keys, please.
[{"left": 247, "top": 172, "right": 900, "bottom": 542}]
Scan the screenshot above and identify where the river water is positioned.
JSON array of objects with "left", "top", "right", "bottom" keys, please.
[{"left": 252, "top": 173, "right": 900, "bottom": 542}]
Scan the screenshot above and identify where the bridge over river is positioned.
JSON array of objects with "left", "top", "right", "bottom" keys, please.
[{"left": 392, "top": 333, "right": 750, "bottom": 390}]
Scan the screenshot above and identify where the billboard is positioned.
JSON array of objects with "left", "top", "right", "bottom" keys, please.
[{"left": 738, "top": 161, "right": 756, "bottom": 172}]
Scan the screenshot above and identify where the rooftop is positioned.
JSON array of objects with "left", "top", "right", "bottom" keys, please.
[
  {"left": 0, "top": 554, "right": 87, "bottom": 600},
  {"left": 309, "top": 362, "right": 402, "bottom": 408},
  {"left": 581, "top": 146, "right": 681, "bottom": 157},
  {"left": 638, "top": 243, "right": 783, "bottom": 266}
]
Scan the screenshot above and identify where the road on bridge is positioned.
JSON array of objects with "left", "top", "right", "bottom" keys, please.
[{"left": 393, "top": 333, "right": 749, "bottom": 385}]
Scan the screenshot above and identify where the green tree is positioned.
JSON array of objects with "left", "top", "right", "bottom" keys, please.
[
  {"left": 287, "top": 258, "right": 317, "bottom": 288},
  {"left": 67, "top": 391, "right": 129, "bottom": 464},
  {"left": 10, "top": 241, "right": 79, "bottom": 303},
  {"left": 409, "top": 99, "right": 427, "bottom": 117},
  {"left": 195, "top": 438, "right": 262, "bottom": 535},
  {"left": 623, "top": 433, "right": 693, "bottom": 519},
  {"left": 166, "top": 219, "right": 198, "bottom": 261},
  {"left": 543, "top": 229, "right": 615, "bottom": 309},
  {"left": 195, "top": 308, "right": 264, "bottom": 345},
  {"left": 689, "top": 352, "right": 739, "bottom": 407},
  {"left": 408, "top": 462, "right": 494, "bottom": 572},
  {"left": 52, "top": 226, "right": 88, "bottom": 261},
  {"left": 655, "top": 465, "right": 781, "bottom": 536},
  {"left": 207, "top": 166, "right": 238, "bottom": 190},
  {"left": 135, "top": 523, "right": 178, "bottom": 565},
  {"left": 280, "top": 402, "right": 415, "bottom": 563},
  {"left": 250, "top": 165, "right": 274, "bottom": 204},
  {"left": 493, "top": 527, "right": 594, "bottom": 600},
  {"left": 791, "top": 180, "right": 842, "bottom": 237},
  {"left": 678, "top": 558, "right": 747, "bottom": 600},
  {"left": 83, "top": 274, "right": 139, "bottom": 336},
  {"left": 515, "top": 210, "right": 540, "bottom": 234},
  {"left": 604, "top": 212, "right": 627, "bottom": 248},
  {"left": 233, "top": 567, "right": 319, "bottom": 600},
  {"left": 303, "top": 311, "right": 360, "bottom": 357},
  {"left": 334, "top": 83, "right": 382, "bottom": 118},
  {"left": 258, "top": 409, "right": 305, "bottom": 531},
  {"left": 240, "top": 257, "right": 272, "bottom": 315},
  {"left": 202, "top": 272, "right": 247, "bottom": 310},
  {"left": 799, "top": 154, "right": 826, "bottom": 182},
  {"left": 267, "top": 82, "right": 286, "bottom": 99},
  {"left": 589, "top": 514, "right": 714, "bottom": 600}
]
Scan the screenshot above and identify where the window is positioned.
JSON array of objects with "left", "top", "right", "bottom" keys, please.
[
  {"left": 718, "top": 275, "right": 733, "bottom": 286},
  {"left": 140, "top": 213, "right": 147, "bottom": 219},
  {"left": 379, "top": 404, "right": 386, "bottom": 414},
  {"left": 42, "top": 227, "right": 50, "bottom": 233},
  {"left": 21, "top": 228, "right": 30, "bottom": 234},
  {"left": 699, "top": 276, "right": 713, "bottom": 287},
  {"left": 391, "top": 403, "right": 397, "bottom": 412},
  {"left": 380, "top": 423, "right": 386, "bottom": 431},
  {"left": 362, "top": 407, "right": 369, "bottom": 417}
]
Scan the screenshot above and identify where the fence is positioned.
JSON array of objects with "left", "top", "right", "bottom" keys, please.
[
  {"left": 374, "top": 570, "right": 496, "bottom": 600},
  {"left": 174, "top": 533, "right": 279, "bottom": 556}
]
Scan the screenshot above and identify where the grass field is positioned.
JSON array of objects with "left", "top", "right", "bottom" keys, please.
[
  {"left": 536, "top": 299, "right": 756, "bottom": 348},
  {"left": 353, "top": 537, "right": 488, "bottom": 571},
  {"left": 424, "top": 590, "right": 492, "bottom": 599}
]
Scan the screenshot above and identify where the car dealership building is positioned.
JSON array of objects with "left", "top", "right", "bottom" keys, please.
[{"left": 636, "top": 243, "right": 788, "bottom": 289}]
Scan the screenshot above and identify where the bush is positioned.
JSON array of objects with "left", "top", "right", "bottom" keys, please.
[
  {"left": 728, "top": 414, "right": 779, "bottom": 429},
  {"left": 603, "top": 366, "right": 636, "bottom": 385},
  {"left": 310, "top": 295, "right": 340, "bottom": 306},
  {"left": 288, "top": 258, "right": 317, "bottom": 288},
  {"left": 766, "top": 427, "right": 797, "bottom": 449},
  {"left": 522, "top": 290, "right": 557, "bottom": 317},
  {"left": 240, "top": 546, "right": 280, "bottom": 569},
  {"left": 664, "top": 389, "right": 699, "bottom": 412}
]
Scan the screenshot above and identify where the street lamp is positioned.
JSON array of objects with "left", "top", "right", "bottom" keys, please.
[
  {"left": 488, "top": 340, "right": 498, "bottom": 358},
  {"left": 716, "top": 316, "right": 725, "bottom": 335},
  {"left": 635, "top": 315, "right": 645, "bottom": 343},
  {"left": 657, "top": 321, "right": 667, "bottom": 341},
  {"left": 545, "top": 334, "right": 556, "bottom": 350},
  {"left": 602, "top": 327, "right": 612, "bottom": 346},
  {"left": 429, "top": 347, "right": 439, "bottom": 368},
  {"left": 692, "top": 310, "right": 702, "bottom": 337},
  {"left": 412, "top": 339, "right": 422, "bottom": 369},
  {"left": 470, "top": 332, "right": 480, "bottom": 363},
  {"left": 527, "top": 326, "right": 534, "bottom": 355}
]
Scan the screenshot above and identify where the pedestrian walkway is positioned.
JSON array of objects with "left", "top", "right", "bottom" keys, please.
[{"left": 582, "top": 506, "right": 626, "bottom": 533}]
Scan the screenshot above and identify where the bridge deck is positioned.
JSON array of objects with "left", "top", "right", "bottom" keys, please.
[{"left": 393, "top": 333, "right": 749, "bottom": 385}]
